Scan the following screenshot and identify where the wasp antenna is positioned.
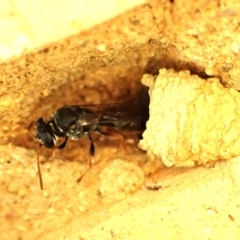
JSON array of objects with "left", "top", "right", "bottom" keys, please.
[
  {"left": 28, "top": 121, "right": 37, "bottom": 139},
  {"left": 37, "top": 145, "right": 43, "bottom": 190}
]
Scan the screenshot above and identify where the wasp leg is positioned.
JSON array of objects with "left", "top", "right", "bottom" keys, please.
[
  {"left": 77, "top": 132, "right": 94, "bottom": 182},
  {"left": 98, "top": 127, "right": 128, "bottom": 153},
  {"left": 57, "top": 137, "right": 68, "bottom": 150},
  {"left": 51, "top": 137, "right": 69, "bottom": 158}
]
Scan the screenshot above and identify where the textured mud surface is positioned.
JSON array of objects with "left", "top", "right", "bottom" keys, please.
[{"left": 1, "top": 0, "right": 240, "bottom": 239}]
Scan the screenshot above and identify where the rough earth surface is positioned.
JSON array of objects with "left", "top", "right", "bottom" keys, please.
[{"left": 1, "top": 0, "right": 240, "bottom": 239}]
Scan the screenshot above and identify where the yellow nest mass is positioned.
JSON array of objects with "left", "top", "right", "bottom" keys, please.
[{"left": 139, "top": 69, "right": 240, "bottom": 167}]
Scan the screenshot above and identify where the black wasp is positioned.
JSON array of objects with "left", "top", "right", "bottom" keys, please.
[{"left": 29, "top": 103, "right": 149, "bottom": 189}]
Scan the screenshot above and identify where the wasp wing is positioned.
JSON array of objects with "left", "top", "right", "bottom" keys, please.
[{"left": 71, "top": 103, "right": 149, "bottom": 131}]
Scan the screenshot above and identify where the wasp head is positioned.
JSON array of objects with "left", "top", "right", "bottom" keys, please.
[{"left": 35, "top": 118, "right": 58, "bottom": 148}]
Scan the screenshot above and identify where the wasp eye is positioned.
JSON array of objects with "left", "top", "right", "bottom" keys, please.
[
  {"left": 36, "top": 118, "right": 56, "bottom": 148},
  {"left": 38, "top": 131, "right": 55, "bottom": 148}
]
